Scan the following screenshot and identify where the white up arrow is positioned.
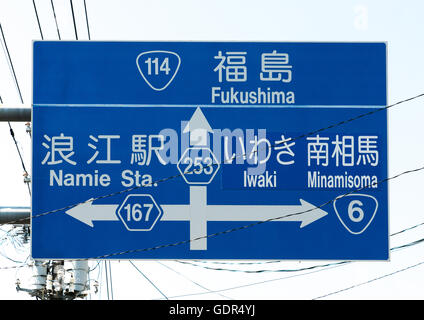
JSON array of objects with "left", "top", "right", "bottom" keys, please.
[{"left": 183, "top": 107, "right": 213, "bottom": 146}]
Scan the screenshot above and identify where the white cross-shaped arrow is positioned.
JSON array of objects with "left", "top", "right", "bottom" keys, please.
[{"left": 161, "top": 186, "right": 328, "bottom": 250}]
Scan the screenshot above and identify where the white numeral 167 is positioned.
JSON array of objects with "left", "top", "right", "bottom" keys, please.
[{"left": 124, "top": 203, "right": 153, "bottom": 222}]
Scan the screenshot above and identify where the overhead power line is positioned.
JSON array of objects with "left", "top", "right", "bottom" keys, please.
[
  {"left": 86, "top": 163, "right": 424, "bottom": 260},
  {"left": 20, "top": 92, "right": 424, "bottom": 229},
  {"left": 129, "top": 261, "right": 168, "bottom": 300},
  {"left": 3, "top": 234, "right": 424, "bottom": 300},
  {"left": 2, "top": 141, "right": 424, "bottom": 258},
  {"left": 0, "top": 23, "right": 24, "bottom": 104},
  {"left": 70, "top": 0, "right": 78, "bottom": 40},
  {"left": 6, "top": 123, "right": 31, "bottom": 197},
  {"left": 0, "top": 161, "right": 424, "bottom": 251},
  {"left": 50, "top": 0, "right": 61, "bottom": 40},
  {"left": 32, "top": 0, "right": 44, "bottom": 40},
  {"left": 390, "top": 221, "right": 424, "bottom": 237},
  {"left": 157, "top": 234, "right": 424, "bottom": 299},
  {"left": 176, "top": 259, "right": 349, "bottom": 274},
  {"left": 0, "top": 263, "right": 31, "bottom": 271},
  {"left": 83, "top": 0, "right": 91, "bottom": 40},
  {"left": 12, "top": 91, "right": 423, "bottom": 227},
  {"left": 7, "top": 123, "right": 29, "bottom": 175},
  {"left": 157, "top": 261, "right": 232, "bottom": 299},
  {"left": 175, "top": 234, "right": 424, "bottom": 273},
  {"left": 1, "top": 93, "right": 424, "bottom": 257},
  {"left": 188, "top": 218, "right": 424, "bottom": 267},
  {"left": 313, "top": 259, "right": 424, "bottom": 300},
  {"left": 108, "top": 261, "right": 114, "bottom": 300},
  {"left": 104, "top": 260, "right": 110, "bottom": 300}
]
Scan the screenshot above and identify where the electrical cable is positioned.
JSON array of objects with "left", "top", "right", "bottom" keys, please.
[
  {"left": 176, "top": 235, "right": 424, "bottom": 273},
  {"left": 129, "top": 260, "right": 168, "bottom": 300},
  {"left": 85, "top": 163, "right": 424, "bottom": 260},
  {"left": 6, "top": 122, "right": 31, "bottom": 196},
  {"left": 3, "top": 92, "right": 421, "bottom": 226},
  {"left": 89, "top": 260, "right": 101, "bottom": 272},
  {"left": 9, "top": 228, "right": 423, "bottom": 277},
  {"left": 0, "top": 263, "right": 31, "bottom": 271},
  {"left": 8, "top": 123, "right": 31, "bottom": 196},
  {"left": 0, "top": 23, "right": 24, "bottom": 104},
  {"left": 70, "top": 0, "right": 78, "bottom": 40},
  {"left": 159, "top": 263, "right": 345, "bottom": 300},
  {"left": 8, "top": 124, "right": 29, "bottom": 174},
  {"left": 0, "top": 94, "right": 423, "bottom": 258},
  {"left": 2, "top": 163, "right": 423, "bottom": 257},
  {"left": 391, "top": 237, "right": 424, "bottom": 252},
  {"left": 157, "top": 235, "right": 424, "bottom": 300},
  {"left": 0, "top": 228, "right": 25, "bottom": 264},
  {"left": 108, "top": 260, "right": 114, "bottom": 300},
  {"left": 175, "top": 260, "right": 350, "bottom": 274},
  {"left": 97, "top": 260, "right": 103, "bottom": 299},
  {"left": 390, "top": 221, "right": 424, "bottom": 237},
  {"left": 83, "top": 0, "right": 91, "bottom": 40},
  {"left": 157, "top": 261, "right": 233, "bottom": 300},
  {"left": 15, "top": 91, "right": 422, "bottom": 228},
  {"left": 210, "top": 91, "right": 424, "bottom": 168},
  {"left": 312, "top": 259, "right": 424, "bottom": 300},
  {"left": 0, "top": 248, "right": 27, "bottom": 264},
  {"left": 50, "top": 0, "right": 61, "bottom": 40},
  {"left": 0, "top": 24, "right": 31, "bottom": 194},
  {"left": 31, "top": 0, "right": 44, "bottom": 40},
  {"left": 185, "top": 219, "right": 424, "bottom": 267},
  {"left": 104, "top": 260, "right": 110, "bottom": 300}
]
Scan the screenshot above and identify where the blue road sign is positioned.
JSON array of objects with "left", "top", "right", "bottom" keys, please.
[{"left": 32, "top": 41, "right": 387, "bottom": 260}]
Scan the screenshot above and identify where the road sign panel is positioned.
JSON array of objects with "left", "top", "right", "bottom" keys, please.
[{"left": 32, "top": 41, "right": 387, "bottom": 260}]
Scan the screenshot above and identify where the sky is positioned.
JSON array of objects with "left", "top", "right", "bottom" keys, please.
[{"left": 0, "top": 0, "right": 424, "bottom": 300}]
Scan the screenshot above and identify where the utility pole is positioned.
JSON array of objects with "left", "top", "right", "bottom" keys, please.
[
  {"left": 0, "top": 111, "right": 92, "bottom": 300},
  {"left": 16, "top": 260, "right": 91, "bottom": 300},
  {"left": 1, "top": 206, "right": 92, "bottom": 299}
]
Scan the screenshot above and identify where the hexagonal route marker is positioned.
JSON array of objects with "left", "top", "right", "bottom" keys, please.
[
  {"left": 177, "top": 147, "right": 220, "bottom": 185},
  {"left": 116, "top": 194, "right": 163, "bottom": 231}
]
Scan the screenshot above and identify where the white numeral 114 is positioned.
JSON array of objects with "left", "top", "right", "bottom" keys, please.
[{"left": 145, "top": 57, "right": 170, "bottom": 75}]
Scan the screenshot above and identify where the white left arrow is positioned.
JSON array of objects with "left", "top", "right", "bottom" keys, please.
[{"left": 65, "top": 201, "right": 119, "bottom": 227}]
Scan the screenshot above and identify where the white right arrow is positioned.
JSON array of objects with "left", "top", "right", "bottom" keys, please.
[
  {"left": 162, "top": 198, "right": 328, "bottom": 228},
  {"left": 207, "top": 199, "right": 328, "bottom": 227},
  {"left": 162, "top": 196, "right": 328, "bottom": 251}
]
